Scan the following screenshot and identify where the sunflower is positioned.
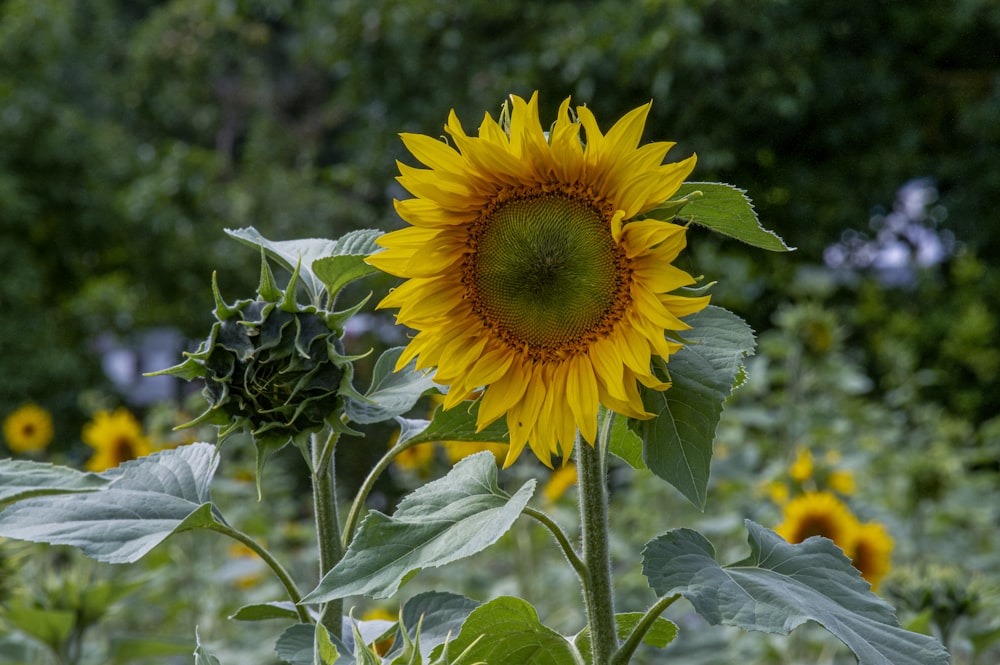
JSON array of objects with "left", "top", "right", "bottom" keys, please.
[
  {"left": 368, "top": 92, "right": 709, "bottom": 467},
  {"left": 82, "top": 408, "right": 154, "bottom": 472},
  {"left": 542, "top": 463, "right": 579, "bottom": 503},
  {"left": 2, "top": 403, "right": 54, "bottom": 454},
  {"left": 775, "top": 491, "right": 859, "bottom": 550},
  {"left": 849, "top": 522, "right": 894, "bottom": 591}
]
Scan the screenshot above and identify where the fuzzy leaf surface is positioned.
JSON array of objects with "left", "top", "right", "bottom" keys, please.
[
  {"left": 0, "top": 459, "right": 111, "bottom": 507},
  {"left": 303, "top": 453, "right": 534, "bottom": 601},
  {"left": 431, "top": 596, "right": 577, "bottom": 665},
  {"left": 637, "top": 306, "right": 755, "bottom": 508},
  {"left": 344, "top": 347, "right": 438, "bottom": 425},
  {"left": 642, "top": 521, "right": 950, "bottom": 665},
  {"left": 0, "top": 443, "right": 219, "bottom": 563}
]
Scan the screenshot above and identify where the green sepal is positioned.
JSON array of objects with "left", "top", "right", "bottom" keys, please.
[
  {"left": 257, "top": 243, "right": 283, "bottom": 302},
  {"left": 325, "top": 292, "right": 374, "bottom": 335}
]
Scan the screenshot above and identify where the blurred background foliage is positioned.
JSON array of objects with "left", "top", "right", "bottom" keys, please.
[
  {"left": 1, "top": 0, "right": 999, "bottom": 661},
  {"left": 2, "top": 0, "right": 998, "bottom": 438}
]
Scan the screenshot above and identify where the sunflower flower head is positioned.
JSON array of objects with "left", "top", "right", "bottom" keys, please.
[
  {"left": 3, "top": 403, "right": 54, "bottom": 454},
  {"left": 82, "top": 408, "right": 154, "bottom": 471},
  {"left": 849, "top": 521, "right": 894, "bottom": 591},
  {"left": 774, "top": 491, "right": 858, "bottom": 551},
  {"left": 368, "top": 92, "right": 710, "bottom": 467}
]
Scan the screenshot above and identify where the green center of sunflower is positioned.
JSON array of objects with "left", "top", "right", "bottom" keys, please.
[{"left": 467, "top": 192, "right": 629, "bottom": 360}]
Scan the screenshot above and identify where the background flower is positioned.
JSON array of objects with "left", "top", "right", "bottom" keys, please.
[
  {"left": 82, "top": 408, "right": 154, "bottom": 472},
  {"left": 2, "top": 403, "right": 54, "bottom": 454}
]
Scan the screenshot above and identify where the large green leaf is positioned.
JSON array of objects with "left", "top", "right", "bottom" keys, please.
[
  {"left": 0, "top": 443, "right": 219, "bottom": 563},
  {"left": 430, "top": 597, "right": 577, "bottom": 665},
  {"left": 642, "top": 521, "right": 950, "bottom": 665},
  {"left": 344, "top": 347, "right": 439, "bottom": 425},
  {"left": 659, "top": 183, "right": 793, "bottom": 251},
  {"left": 0, "top": 459, "right": 110, "bottom": 507},
  {"left": 636, "top": 306, "right": 755, "bottom": 508},
  {"left": 312, "top": 229, "right": 384, "bottom": 300},
  {"left": 303, "top": 453, "right": 534, "bottom": 602}
]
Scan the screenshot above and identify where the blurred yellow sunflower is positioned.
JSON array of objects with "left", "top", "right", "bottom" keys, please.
[
  {"left": 775, "top": 491, "right": 858, "bottom": 550},
  {"left": 543, "top": 463, "right": 579, "bottom": 503},
  {"left": 368, "top": 92, "right": 708, "bottom": 467},
  {"left": 441, "top": 440, "right": 508, "bottom": 466},
  {"left": 788, "top": 447, "right": 814, "bottom": 483},
  {"left": 391, "top": 440, "right": 435, "bottom": 473},
  {"left": 82, "top": 408, "right": 154, "bottom": 471},
  {"left": 849, "top": 522, "right": 894, "bottom": 591},
  {"left": 2, "top": 403, "right": 54, "bottom": 454}
]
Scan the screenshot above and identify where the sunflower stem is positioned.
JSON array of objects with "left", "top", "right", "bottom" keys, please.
[
  {"left": 207, "top": 521, "right": 310, "bottom": 624},
  {"left": 311, "top": 428, "right": 343, "bottom": 643},
  {"left": 577, "top": 424, "right": 617, "bottom": 665}
]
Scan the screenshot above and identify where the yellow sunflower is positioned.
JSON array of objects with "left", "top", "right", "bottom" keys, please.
[
  {"left": 542, "top": 463, "right": 579, "bottom": 503},
  {"left": 849, "top": 522, "right": 894, "bottom": 591},
  {"left": 368, "top": 92, "right": 709, "bottom": 467},
  {"left": 82, "top": 408, "right": 154, "bottom": 472},
  {"left": 2, "top": 403, "right": 54, "bottom": 454},
  {"left": 775, "top": 491, "right": 859, "bottom": 550}
]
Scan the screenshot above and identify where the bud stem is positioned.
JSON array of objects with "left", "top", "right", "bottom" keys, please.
[{"left": 311, "top": 428, "right": 343, "bottom": 644}]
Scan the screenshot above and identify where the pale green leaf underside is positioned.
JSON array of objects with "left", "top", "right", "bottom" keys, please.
[
  {"left": 225, "top": 226, "right": 339, "bottom": 300},
  {"left": 344, "top": 346, "right": 439, "bottom": 425},
  {"left": 0, "top": 443, "right": 219, "bottom": 563},
  {"left": 671, "top": 182, "right": 793, "bottom": 251},
  {"left": 643, "top": 521, "right": 949, "bottom": 665},
  {"left": 0, "top": 459, "right": 111, "bottom": 507},
  {"left": 638, "top": 306, "right": 756, "bottom": 509},
  {"left": 394, "top": 591, "right": 481, "bottom": 660},
  {"left": 303, "top": 453, "right": 534, "bottom": 602},
  {"left": 432, "top": 596, "right": 577, "bottom": 665}
]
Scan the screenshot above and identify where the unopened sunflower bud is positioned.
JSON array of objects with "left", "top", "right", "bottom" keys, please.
[{"left": 152, "top": 255, "right": 351, "bottom": 452}]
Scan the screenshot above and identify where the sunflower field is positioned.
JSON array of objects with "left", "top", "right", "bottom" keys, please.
[{"left": 1, "top": 2, "right": 998, "bottom": 664}]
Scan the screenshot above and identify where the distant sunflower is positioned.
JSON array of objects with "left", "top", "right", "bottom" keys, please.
[
  {"left": 368, "top": 92, "right": 709, "bottom": 466},
  {"left": 775, "top": 491, "right": 858, "bottom": 550},
  {"left": 850, "top": 522, "right": 894, "bottom": 591},
  {"left": 2, "top": 403, "right": 54, "bottom": 454},
  {"left": 82, "top": 408, "right": 154, "bottom": 472}
]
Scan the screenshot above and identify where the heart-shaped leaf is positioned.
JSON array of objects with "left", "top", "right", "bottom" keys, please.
[
  {"left": 303, "top": 453, "right": 534, "bottom": 601},
  {"left": 637, "top": 306, "right": 755, "bottom": 508},
  {"left": 642, "top": 520, "right": 949, "bottom": 665}
]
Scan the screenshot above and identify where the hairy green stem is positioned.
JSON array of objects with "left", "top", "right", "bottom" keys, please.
[
  {"left": 523, "top": 506, "right": 587, "bottom": 582},
  {"left": 578, "top": 424, "right": 617, "bottom": 665},
  {"left": 610, "top": 594, "right": 680, "bottom": 665},
  {"left": 207, "top": 521, "right": 310, "bottom": 623},
  {"left": 341, "top": 437, "right": 423, "bottom": 549},
  {"left": 312, "top": 429, "right": 343, "bottom": 641}
]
